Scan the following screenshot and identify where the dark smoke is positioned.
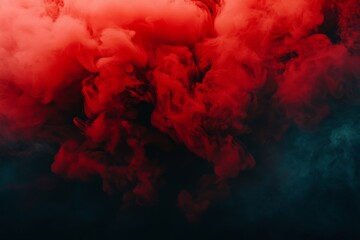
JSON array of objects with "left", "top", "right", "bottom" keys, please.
[{"left": 0, "top": 0, "right": 359, "bottom": 224}]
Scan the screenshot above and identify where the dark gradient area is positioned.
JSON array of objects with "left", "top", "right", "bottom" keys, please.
[{"left": 1, "top": 101, "right": 359, "bottom": 239}]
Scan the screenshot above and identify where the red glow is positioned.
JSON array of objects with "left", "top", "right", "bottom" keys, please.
[{"left": 0, "top": 0, "right": 359, "bottom": 220}]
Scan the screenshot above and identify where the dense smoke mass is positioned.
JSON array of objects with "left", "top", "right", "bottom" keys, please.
[{"left": 0, "top": 0, "right": 359, "bottom": 235}]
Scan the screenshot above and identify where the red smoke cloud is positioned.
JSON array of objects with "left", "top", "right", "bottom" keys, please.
[{"left": 0, "top": 0, "right": 359, "bottom": 220}]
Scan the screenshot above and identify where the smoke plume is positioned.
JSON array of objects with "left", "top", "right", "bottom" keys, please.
[{"left": 0, "top": 0, "right": 359, "bottom": 220}]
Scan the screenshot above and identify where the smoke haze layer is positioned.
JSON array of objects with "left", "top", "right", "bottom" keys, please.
[{"left": 0, "top": 0, "right": 359, "bottom": 222}]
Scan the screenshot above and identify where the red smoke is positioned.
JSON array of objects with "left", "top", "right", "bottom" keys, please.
[{"left": 0, "top": 0, "right": 359, "bottom": 220}]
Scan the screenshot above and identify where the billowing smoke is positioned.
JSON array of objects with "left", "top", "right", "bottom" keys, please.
[{"left": 0, "top": 0, "right": 359, "bottom": 221}]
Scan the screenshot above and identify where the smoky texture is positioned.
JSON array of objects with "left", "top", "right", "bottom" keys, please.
[{"left": 0, "top": 0, "right": 359, "bottom": 220}]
